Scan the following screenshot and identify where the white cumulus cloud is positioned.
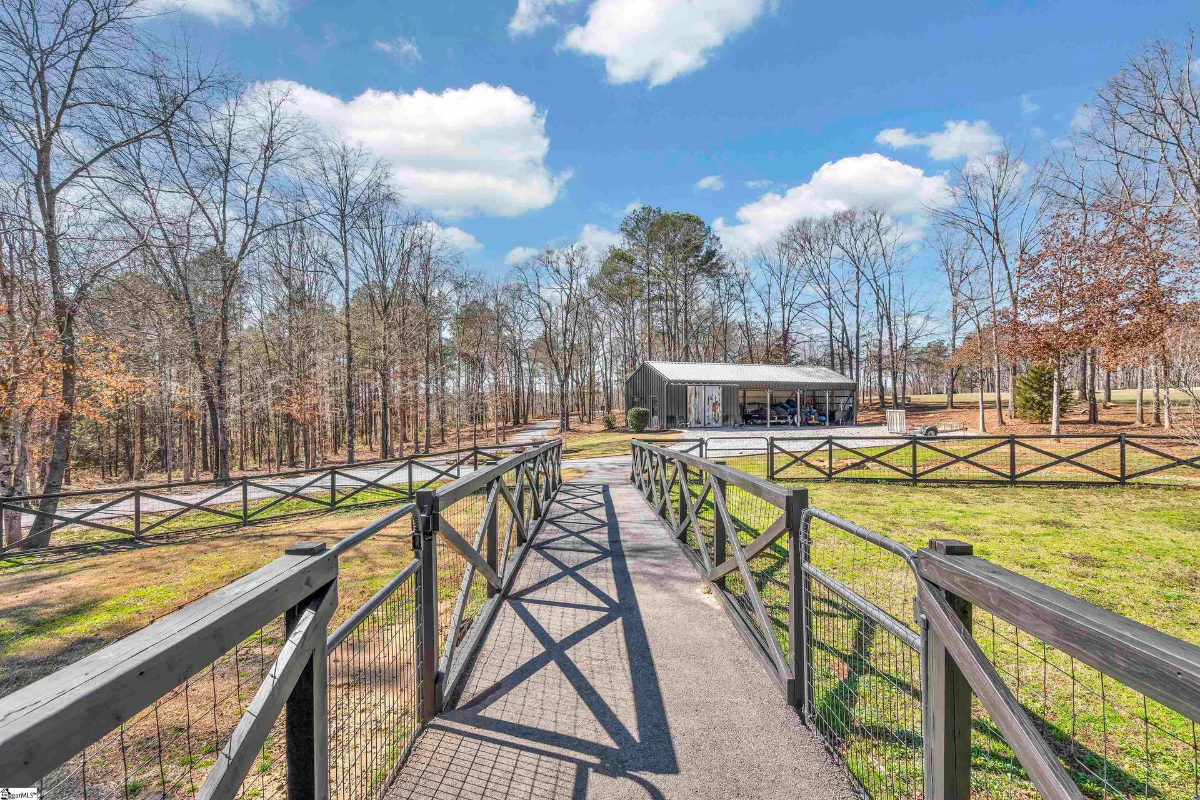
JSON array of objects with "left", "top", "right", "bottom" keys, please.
[
  {"left": 694, "top": 174, "right": 724, "bottom": 192},
  {"left": 745, "top": 179, "right": 771, "bottom": 188},
  {"left": 713, "top": 153, "right": 950, "bottom": 252},
  {"left": 422, "top": 222, "right": 482, "bottom": 252},
  {"left": 147, "top": 0, "right": 283, "bottom": 24},
  {"left": 578, "top": 223, "right": 621, "bottom": 255},
  {"left": 372, "top": 36, "right": 422, "bottom": 65},
  {"left": 561, "top": 0, "right": 771, "bottom": 86},
  {"left": 273, "top": 81, "right": 569, "bottom": 218},
  {"left": 508, "top": 0, "right": 578, "bottom": 35},
  {"left": 505, "top": 245, "right": 541, "bottom": 265},
  {"left": 875, "top": 120, "right": 1003, "bottom": 161}
]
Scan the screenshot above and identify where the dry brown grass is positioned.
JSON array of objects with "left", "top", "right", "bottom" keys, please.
[{"left": 0, "top": 504, "right": 414, "bottom": 697}]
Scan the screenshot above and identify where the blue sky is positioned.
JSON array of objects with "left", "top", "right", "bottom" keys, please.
[{"left": 160, "top": 0, "right": 1196, "bottom": 270}]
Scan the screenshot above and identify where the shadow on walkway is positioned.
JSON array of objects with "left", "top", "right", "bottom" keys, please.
[
  {"left": 392, "top": 482, "right": 675, "bottom": 799},
  {"left": 390, "top": 478, "right": 852, "bottom": 799}
]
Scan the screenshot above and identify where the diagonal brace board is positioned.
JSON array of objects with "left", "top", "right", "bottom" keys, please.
[{"left": 196, "top": 580, "right": 337, "bottom": 800}]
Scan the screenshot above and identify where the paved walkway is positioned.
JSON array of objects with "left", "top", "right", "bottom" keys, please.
[{"left": 389, "top": 463, "right": 852, "bottom": 799}]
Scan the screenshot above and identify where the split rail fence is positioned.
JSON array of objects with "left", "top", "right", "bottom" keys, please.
[
  {"left": 0, "top": 444, "right": 528, "bottom": 553},
  {"left": 631, "top": 438, "right": 1200, "bottom": 800},
  {"left": 694, "top": 433, "right": 1200, "bottom": 488},
  {"left": 0, "top": 439, "right": 563, "bottom": 800}
]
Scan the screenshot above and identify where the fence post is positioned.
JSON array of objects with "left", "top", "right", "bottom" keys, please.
[
  {"left": 1009, "top": 435, "right": 1017, "bottom": 486},
  {"left": 827, "top": 437, "right": 834, "bottom": 479},
  {"left": 922, "top": 538, "right": 974, "bottom": 800},
  {"left": 767, "top": 437, "right": 776, "bottom": 480},
  {"left": 284, "top": 541, "right": 332, "bottom": 800},
  {"left": 415, "top": 489, "right": 441, "bottom": 720},
  {"left": 133, "top": 489, "right": 141, "bottom": 538},
  {"left": 242, "top": 477, "right": 249, "bottom": 523},
  {"left": 408, "top": 460, "right": 414, "bottom": 498},
  {"left": 1119, "top": 433, "right": 1126, "bottom": 485},
  {"left": 713, "top": 464, "right": 727, "bottom": 575},
  {"left": 329, "top": 469, "right": 337, "bottom": 510},
  {"left": 677, "top": 460, "right": 688, "bottom": 524},
  {"left": 486, "top": 480, "right": 499, "bottom": 599},
  {"left": 785, "top": 488, "right": 810, "bottom": 713},
  {"left": 515, "top": 475, "right": 527, "bottom": 546},
  {"left": 911, "top": 439, "right": 919, "bottom": 486}
]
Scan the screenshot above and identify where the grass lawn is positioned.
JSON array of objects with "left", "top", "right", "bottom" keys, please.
[
  {"left": 556, "top": 429, "right": 680, "bottom": 458},
  {"left": 0, "top": 503, "right": 417, "bottom": 697},
  {"left": 805, "top": 482, "right": 1200, "bottom": 641},
  {"left": 678, "top": 478, "right": 1200, "bottom": 799}
]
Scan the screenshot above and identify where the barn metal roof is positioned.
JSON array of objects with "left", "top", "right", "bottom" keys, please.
[{"left": 642, "top": 361, "right": 857, "bottom": 389}]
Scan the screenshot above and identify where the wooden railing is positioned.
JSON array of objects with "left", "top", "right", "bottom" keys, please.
[
  {"left": 0, "top": 440, "right": 563, "bottom": 800},
  {"left": 0, "top": 444, "right": 529, "bottom": 553},
  {"left": 694, "top": 433, "right": 1200, "bottom": 487},
  {"left": 631, "top": 437, "right": 1200, "bottom": 800}
]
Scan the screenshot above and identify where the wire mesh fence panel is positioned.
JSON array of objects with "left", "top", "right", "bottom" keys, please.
[
  {"left": 772, "top": 440, "right": 832, "bottom": 482},
  {"left": 720, "top": 483, "right": 790, "bottom": 655},
  {"left": 37, "top": 620, "right": 288, "bottom": 800},
  {"left": 327, "top": 564, "right": 421, "bottom": 800},
  {"left": 0, "top": 447, "right": 518, "bottom": 552},
  {"left": 970, "top": 609, "right": 1200, "bottom": 800},
  {"left": 802, "top": 511, "right": 924, "bottom": 800},
  {"left": 1124, "top": 437, "right": 1200, "bottom": 486},
  {"left": 1, "top": 488, "right": 139, "bottom": 550},
  {"left": 1011, "top": 437, "right": 1122, "bottom": 484},
  {"left": 681, "top": 461, "right": 715, "bottom": 562},
  {"left": 705, "top": 437, "right": 770, "bottom": 478},
  {"left": 912, "top": 438, "right": 1012, "bottom": 483}
]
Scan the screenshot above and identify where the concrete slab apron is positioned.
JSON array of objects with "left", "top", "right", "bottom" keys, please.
[{"left": 390, "top": 473, "right": 854, "bottom": 800}]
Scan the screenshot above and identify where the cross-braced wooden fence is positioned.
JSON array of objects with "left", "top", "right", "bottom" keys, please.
[
  {"left": 0, "top": 444, "right": 529, "bottom": 554},
  {"left": 631, "top": 437, "right": 1200, "bottom": 800},
  {"left": 697, "top": 433, "right": 1200, "bottom": 488},
  {"left": 0, "top": 440, "right": 562, "bottom": 800}
]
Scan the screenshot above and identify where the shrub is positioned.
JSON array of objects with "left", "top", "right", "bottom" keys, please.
[
  {"left": 1015, "top": 363, "right": 1072, "bottom": 423},
  {"left": 602, "top": 411, "right": 616, "bottom": 430},
  {"left": 627, "top": 407, "right": 650, "bottom": 432}
]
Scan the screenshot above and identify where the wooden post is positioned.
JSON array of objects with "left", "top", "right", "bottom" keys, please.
[
  {"left": 486, "top": 481, "right": 499, "bottom": 598},
  {"left": 713, "top": 466, "right": 727, "bottom": 585},
  {"left": 415, "top": 490, "right": 441, "bottom": 720},
  {"left": 242, "top": 477, "right": 249, "bottom": 523},
  {"left": 767, "top": 437, "right": 776, "bottom": 479},
  {"left": 284, "top": 541, "right": 331, "bottom": 800},
  {"left": 515, "top": 477, "right": 527, "bottom": 546},
  {"left": 1119, "top": 434, "right": 1126, "bottom": 485},
  {"left": 677, "top": 462, "right": 688, "bottom": 524},
  {"left": 923, "top": 538, "right": 974, "bottom": 800},
  {"left": 767, "top": 389, "right": 772, "bottom": 429},
  {"left": 827, "top": 437, "right": 834, "bottom": 479},
  {"left": 912, "top": 440, "right": 919, "bottom": 486},
  {"left": 786, "top": 488, "right": 810, "bottom": 713},
  {"left": 329, "top": 469, "right": 337, "bottom": 509},
  {"left": 1009, "top": 435, "right": 1017, "bottom": 485},
  {"left": 133, "top": 489, "right": 141, "bottom": 538}
]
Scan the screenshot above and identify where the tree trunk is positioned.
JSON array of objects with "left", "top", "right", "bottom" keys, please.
[{"left": 1051, "top": 365, "right": 1062, "bottom": 439}]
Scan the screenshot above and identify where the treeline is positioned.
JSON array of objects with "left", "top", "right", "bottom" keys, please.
[{"left": 3, "top": 0, "right": 1200, "bottom": 550}]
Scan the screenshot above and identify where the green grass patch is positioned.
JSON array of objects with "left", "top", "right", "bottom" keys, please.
[{"left": 651, "top": 471, "right": 1200, "bottom": 799}]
